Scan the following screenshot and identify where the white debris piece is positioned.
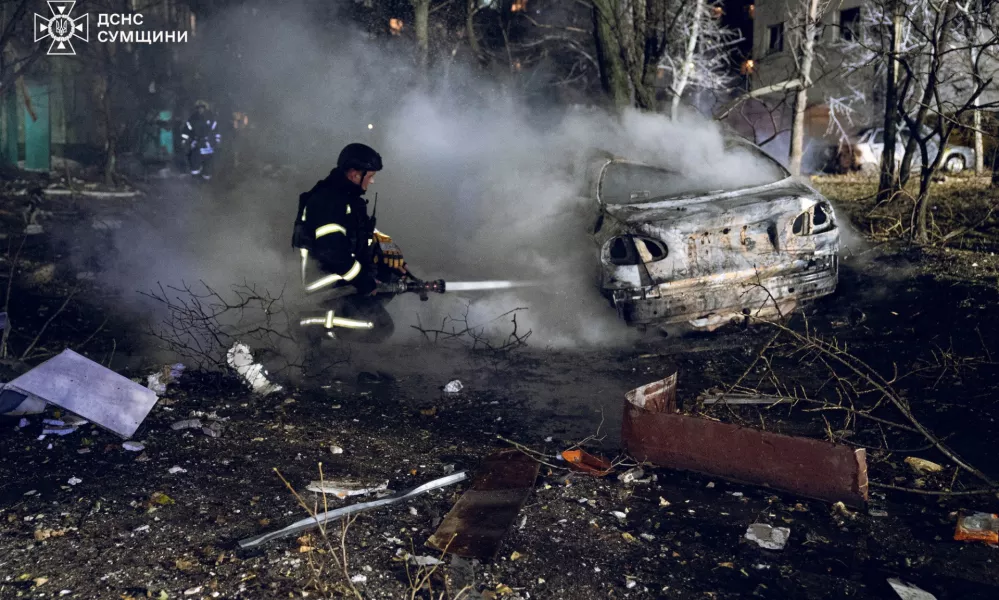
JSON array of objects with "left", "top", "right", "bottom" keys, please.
[
  {"left": 42, "top": 426, "right": 77, "bottom": 436},
  {"left": 396, "top": 549, "right": 444, "bottom": 566},
  {"left": 226, "top": 343, "right": 283, "bottom": 395},
  {"left": 67, "top": 477, "right": 82, "bottom": 486},
  {"left": 409, "top": 506, "right": 419, "bottom": 516},
  {"left": 18, "top": 418, "right": 30, "bottom": 428},
  {"left": 146, "top": 374, "right": 168, "bottom": 395},
  {"left": 171, "top": 418, "right": 203, "bottom": 431},
  {"left": 169, "top": 466, "right": 187, "bottom": 475},
  {"left": 122, "top": 441, "right": 145, "bottom": 452},
  {"left": 147, "top": 363, "right": 186, "bottom": 395},
  {"left": 626, "top": 579, "right": 637, "bottom": 589},
  {"left": 306, "top": 479, "right": 389, "bottom": 499},
  {"left": 350, "top": 575, "right": 367, "bottom": 584},
  {"left": 330, "top": 445, "right": 344, "bottom": 455},
  {"left": 443, "top": 380, "right": 463, "bottom": 395},
  {"left": 617, "top": 468, "right": 647, "bottom": 484},
  {"left": 133, "top": 525, "right": 150, "bottom": 532},
  {"left": 184, "top": 586, "right": 203, "bottom": 596},
  {"left": 610, "top": 511, "right": 627, "bottom": 520},
  {"left": 744, "top": 524, "right": 790, "bottom": 550},
  {"left": 888, "top": 578, "right": 938, "bottom": 600}
]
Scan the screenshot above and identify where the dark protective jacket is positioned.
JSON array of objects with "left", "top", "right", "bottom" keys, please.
[
  {"left": 294, "top": 168, "right": 377, "bottom": 295},
  {"left": 180, "top": 112, "right": 221, "bottom": 150}
]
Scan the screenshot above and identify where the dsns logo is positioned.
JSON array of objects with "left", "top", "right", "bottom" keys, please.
[{"left": 34, "top": 1, "right": 89, "bottom": 55}]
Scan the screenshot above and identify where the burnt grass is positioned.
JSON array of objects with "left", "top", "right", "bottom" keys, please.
[{"left": 2, "top": 175, "right": 999, "bottom": 599}]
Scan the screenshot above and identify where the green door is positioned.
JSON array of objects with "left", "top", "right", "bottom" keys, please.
[
  {"left": 1, "top": 84, "right": 16, "bottom": 167},
  {"left": 23, "top": 80, "right": 51, "bottom": 172}
]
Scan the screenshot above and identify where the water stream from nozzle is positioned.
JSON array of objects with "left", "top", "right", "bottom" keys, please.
[{"left": 444, "top": 280, "right": 539, "bottom": 292}]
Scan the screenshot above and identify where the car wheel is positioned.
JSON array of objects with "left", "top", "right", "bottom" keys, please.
[{"left": 944, "top": 154, "right": 965, "bottom": 173}]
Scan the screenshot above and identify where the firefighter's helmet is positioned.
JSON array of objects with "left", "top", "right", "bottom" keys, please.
[
  {"left": 194, "top": 99, "right": 210, "bottom": 110},
  {"left": 337, "top": 143, "right": 383, "bottom": 172}
]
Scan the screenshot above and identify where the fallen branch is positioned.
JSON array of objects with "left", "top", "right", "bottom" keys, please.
[
  {"left": 870, "top": 481, "right": 999, "bottom": 497},
  {"left": 20, "top": 286, "right": 78, "bottom": 360}
]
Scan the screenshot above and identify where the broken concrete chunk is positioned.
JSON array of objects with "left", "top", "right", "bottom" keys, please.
[
  {"left": 904, "top": 457, "right": 944, "bottom": 475},
  {"left": 226, "top": 343, "right": 282, "bottom": 395},
  {"left": 122, "top": 441, "right": 145, "bottom": 452},
  {"left": 1, "top": 349, "right": 159, "bottom": 438},
  {"left": 171, "top": 419, "right": 203, "bottom": 431},
  {"left": 202, "top": 422, "right": 223, "bottom": 438},
  {"left": 744, "top": 524, "right": 789, "bottom": 550},
  {"left": 443, "top": 380, "right": 463, "bottom": 395},
  {"left": 306, "top": 479, "right": 389, "bottom": 499}
]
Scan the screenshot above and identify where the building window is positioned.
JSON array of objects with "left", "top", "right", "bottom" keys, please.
[
  {"left": 767, "top": 23, "right": 785, "bottom": 54},
  {"left": 839, "top": 7, "right": 861, "bottom": 41}
]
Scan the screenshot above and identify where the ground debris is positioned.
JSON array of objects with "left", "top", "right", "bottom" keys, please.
[{"left": 744, "top": 524, "right": 790, "bottom": 550}]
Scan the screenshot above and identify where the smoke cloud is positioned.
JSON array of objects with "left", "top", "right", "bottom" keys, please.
[{"left": 91, "top": 1, "right": 796, "bottom": 352}]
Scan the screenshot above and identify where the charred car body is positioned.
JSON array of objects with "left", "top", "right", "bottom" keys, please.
[{"left": 589, "top": 139, "right": 839, "bottom": 332}]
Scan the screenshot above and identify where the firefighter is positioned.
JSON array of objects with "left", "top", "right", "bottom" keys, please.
[
  {"left": 293, "top": 143, "right": 407, "bottom": 343},
  {"left": 180, "top": 100, "right": 221, "bottom": 180}
]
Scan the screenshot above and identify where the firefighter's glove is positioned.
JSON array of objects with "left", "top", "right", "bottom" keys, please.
[{"left": 376, "top": 248, "right": 406, "bottom": 273}]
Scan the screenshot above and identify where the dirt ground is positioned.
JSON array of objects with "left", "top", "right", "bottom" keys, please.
[{"left": 2, "top": 172, "right": 999, "bottom": 599}]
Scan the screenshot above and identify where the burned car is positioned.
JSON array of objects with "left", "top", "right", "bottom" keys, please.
[{"left": 588, "top": 138, "right": 839, "bottom": 332}]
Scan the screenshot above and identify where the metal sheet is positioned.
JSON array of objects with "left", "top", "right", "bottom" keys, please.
[
  {"left": 427, "top": 449, "right": 539, "bottom": 560},
  {"left": 624, "top": 371, "right": 677, "bottom": 413},
  {"left": 622, "top": 385, "right": 868, "bottom": 507},
  {"left": 3, "top": 349, "right": 159, "bottom": 438},
  {"left": 238, "top": 472, "right": 468, "bottom": 550}
]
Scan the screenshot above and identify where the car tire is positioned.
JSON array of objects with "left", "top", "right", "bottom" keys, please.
[{"left": 944, "top": 154, "right": 965, "bottom": 173}]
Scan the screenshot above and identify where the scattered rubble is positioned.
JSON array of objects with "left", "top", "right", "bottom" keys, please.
[{"left": 744, "top": 523, "right": 790, "bottom": 550}]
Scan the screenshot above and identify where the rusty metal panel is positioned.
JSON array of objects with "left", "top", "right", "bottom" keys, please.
[
  {"left": 624, "top": 371, "right": 678, "bottom": 413},
  {"left": 622, "top": 392, "right": 868, "bottom": 507},
  {"left": 427, "top": 449, "right": 539, "bottom": 560}
]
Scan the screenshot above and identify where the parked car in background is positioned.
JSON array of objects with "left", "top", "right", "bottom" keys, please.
[{"left": 840, "top": 126, "right": 975, "bottom": 174}]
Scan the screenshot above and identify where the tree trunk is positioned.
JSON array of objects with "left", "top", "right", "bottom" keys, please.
[
  {"left": 973, "top": 100, "right": 984, "bottom": 174},
  {"left": 671, "top": 0, "right": 702, "bottom": 119},
  {"left": 466, "top": 0, "right": 484, "bottom": 65},
  {"left": 411, "top": 0, "right": 430, "bottom": 73},
  {"left": 910, "top": 2, "right": 957, "bottom": 244},
  {"left": 788, "top": 0, "right": 819, "bottom": 176},
  {"left": 877, "top": 0, "right": 904, "bottom": 201},
  {"left": 592, "top": 0, "right": 631, "bottom": 110}
]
